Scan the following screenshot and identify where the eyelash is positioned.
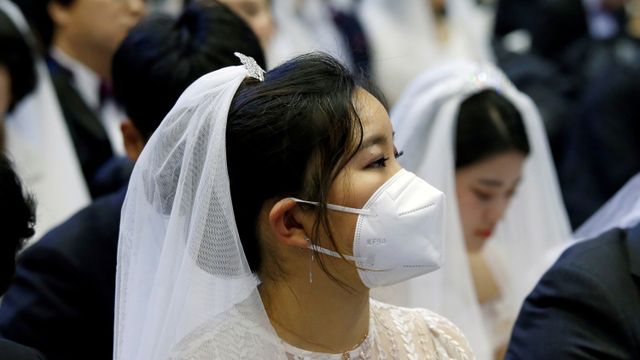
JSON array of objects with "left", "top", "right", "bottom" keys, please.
[
  {"left": 473, "top": 188, "right": 517, "bottom": 202},
  {"left": 473, "top": 190, "right": 493, "bottom": 202},
  {"left": 367, "top": 149, "right": 404, "bottom": 169}
]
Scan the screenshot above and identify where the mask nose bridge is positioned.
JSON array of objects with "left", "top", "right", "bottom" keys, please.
[
  {"left": 386, "top": 172, "right": 415, "bottom": 201},
  {"left": 373, "top": 169, "right": 411, "bottom": 204},
  {"left": 393, "top": 175, "right": 443, "bottom": 217}
]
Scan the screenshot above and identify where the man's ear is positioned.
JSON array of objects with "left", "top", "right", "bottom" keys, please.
[
  {"left": 48, "top": 1, "right": 71, "bottom": 28},
  {"left": 121, "top": 120, "right": 145, "bottom": 161},
  {"left": 268, "top": 198, "right": 310, "bottom": 249}
]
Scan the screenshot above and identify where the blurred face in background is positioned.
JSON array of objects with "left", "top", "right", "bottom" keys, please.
[
  {"left": 0, "top": 65, "right": 9, "bottom": 117},
  {"left": 455, "top": 150, "right": 525, "bottom": 252},
  {"left": 49, "top": 0, "right": 146, "bottom": 76},
  {"left": 430, "top": 0, "right": 446, "bottom": 17},
  {"left": 601, "top": 0, "right": 628, "bottom": 10},
  {"left": 219, "top": 0, "right": 274, "bottom": 50}
]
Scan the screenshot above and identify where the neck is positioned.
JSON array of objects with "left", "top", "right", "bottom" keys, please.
[
  {"left": 53, "top": 37, "right": 111, "bottom": 80},
  {"left": 259, "top": 255, "right": 370, "bottom": 354}
]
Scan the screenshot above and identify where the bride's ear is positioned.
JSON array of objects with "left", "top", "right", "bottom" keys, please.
[{"left": 268, "top": 198, "right": 310, "bottom": 249}]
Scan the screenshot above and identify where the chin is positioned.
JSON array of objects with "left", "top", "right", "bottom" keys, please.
[{"left": 465, "top": 237, "right": 487, "bottom": 253}]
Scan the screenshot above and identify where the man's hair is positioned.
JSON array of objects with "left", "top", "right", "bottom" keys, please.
[
  {"left": 0, "top": 154, "right": 36, "bottom": 294},
  {"left": 112, "top": 0, "right": 265, "bottom": 141}
]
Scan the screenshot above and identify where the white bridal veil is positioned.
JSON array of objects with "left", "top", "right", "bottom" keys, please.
[
  {"left": 268, "top": 0, "right": 353, "bottom": 69},
  {"left": 535, "top": 173, "right": 640, "bottom": 282},
  {"left": 373, "top": 61, "right": 572, "bottom": 360},
  {"left": 114, "top": 63, "right": 288, "bottom": 360},
  {"left": 574, "top": 172, "right": 640, "bottom": 241},
  {"left": 0, "top": 0, "right": 90, "bottom": 240},
  {"left": 357, "top": 0, "right": 494, "bottom": 104}
]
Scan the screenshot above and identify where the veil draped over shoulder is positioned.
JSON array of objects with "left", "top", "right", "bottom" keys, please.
[{"left": 114, "top": 64, "right": 287, "bottom": 360}]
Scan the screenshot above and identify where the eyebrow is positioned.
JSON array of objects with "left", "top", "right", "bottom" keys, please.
[
  {"left": 478, "top": 179, "right": 503, "bottom": 187},
  {"left": 477, "top": 177, "right": 522, "bottom": 188}
]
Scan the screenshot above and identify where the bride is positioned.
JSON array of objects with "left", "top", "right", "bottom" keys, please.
[
  {"left": 113, "top": 52, "right": 473, "bottom": 359},
  {"left": 374, "top": 61, "right": 572, "bottom": 360}
]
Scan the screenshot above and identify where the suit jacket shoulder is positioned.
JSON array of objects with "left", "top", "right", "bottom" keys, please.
[
  {"left": 0, "top": 339, "right": 46, "bottom": 360},
  {"left": 507, "top": 227, "right": 640, "bottom": 359},
  {"left": 0, "top": 188, "right": 126, "bottom": 360}
]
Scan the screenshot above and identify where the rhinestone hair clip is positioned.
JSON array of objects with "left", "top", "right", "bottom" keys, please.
[
  {"left": 464, "top": 65, "right": 511, "bottom": 95},
  {"left": 234, "top": 52, "right": 265, "bottom": 82}
]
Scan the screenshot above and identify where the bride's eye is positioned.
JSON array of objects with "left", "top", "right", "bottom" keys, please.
[{"left": 367, "top": 156, "right": 390, "bottom": 169}]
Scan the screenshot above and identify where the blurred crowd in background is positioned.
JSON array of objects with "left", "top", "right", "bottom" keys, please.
[{"left": 0, "top": 0, "right": 639, "bottom": 359}]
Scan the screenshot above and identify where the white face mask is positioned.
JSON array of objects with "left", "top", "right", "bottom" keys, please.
[{"left": 291, "top": 169, "right": 446, "bottom": 288}]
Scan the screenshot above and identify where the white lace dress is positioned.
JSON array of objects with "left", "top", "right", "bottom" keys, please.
[{"left": 169, "top": 299, "right": 473, "bottom": 360}]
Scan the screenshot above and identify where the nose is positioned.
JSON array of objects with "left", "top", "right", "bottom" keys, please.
[{"left": 484, "top": 198, "right": 510, "bottom": 225}]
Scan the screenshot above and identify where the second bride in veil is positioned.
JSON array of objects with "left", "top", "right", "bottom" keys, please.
[{"left": 374, "top": 61, "right": 572, "bottom": 360}]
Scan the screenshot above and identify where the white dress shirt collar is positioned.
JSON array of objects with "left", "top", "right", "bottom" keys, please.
[{"left": 51, "top": 47, "right": 101, "bottom": 110}]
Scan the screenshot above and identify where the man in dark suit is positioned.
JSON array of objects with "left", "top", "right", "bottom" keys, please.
[
  {"left": 559, "top": 46, "right": 640, "bottom": 228},
  {"left": 0, "top": 155, "right": 43, "bottom": 360},
  {"left": 0, "top": 2, "right": 265, "bottom": 359},
  {"left": 0, "top": 11, "right": 44, "bottom": 359},
  {"left": 0, "top": 339, "right": 45, "bottom": 360},
  {"left": 14, "top": 0, "right": 145, "bottom": 198},
  {"left": 506, "top": 222, "right": 640, "bottom": 359}
]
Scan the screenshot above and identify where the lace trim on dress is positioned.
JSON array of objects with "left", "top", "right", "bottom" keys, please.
[{"left": 282, "top": 318, "right": 375, "bottom": 360}]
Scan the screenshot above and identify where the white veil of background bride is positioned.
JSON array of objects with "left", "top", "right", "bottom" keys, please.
[
  {"left": 574, "top": 173, "right": 640, "bottom": 241},
  {"left": 372, "top": 60, "right": 572, "bottom": 360},
  {"left": 357, "top": 0, "right": 494, "bottom": 104}
]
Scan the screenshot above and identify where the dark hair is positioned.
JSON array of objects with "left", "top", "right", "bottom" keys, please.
[
  {"left": 0, "top": 10, "right": 37, "bottom": 112},
  {"left": 226, "top": 53, "right": 382, "bottom": 283},
  {"left": 0, "top": 154, "right": 36, "bottom": 294},
  {"left": 455, "top": 89, "right": 530, "bottom": 169},
  {"left": 112, "top": 0, "right": 265, "bottom": 141}
]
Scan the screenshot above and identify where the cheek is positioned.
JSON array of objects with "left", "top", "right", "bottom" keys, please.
[
  {"left": 456, "top": 189, "right": 482, "bottom": 232},
  {"left": 325, "top": 211, "right": 358, "bottom": 254},
  {"left": 494, "top": 195, "right": 515, "bottom": 221},
  {"left": 95, "top": 4, "right": 138, "bottom": 30},
  {"left": 0, "top": 92, "right": 9, "bottom": 117},
  {"left": 0, "top": 122, "right": 5, "bottom": 151},
  {"left": 0, "top": 69, "right": 10, "bottom": 116},
  {"left": 325, "top": 167, "right": 391, "bottom": 253},
  {"left": 75, "top": 8, "right": 113, "bottom": 36},
  {"left": 255, "top": 14, "right": 275, "bottom": 38},
  {"left": 328, "top": 169, "right": 380, "bottom": 209},
  {"left": 324, "top": 172, "right": 366, "bottom": 253}
]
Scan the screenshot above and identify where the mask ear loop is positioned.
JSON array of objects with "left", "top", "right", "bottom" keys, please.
[
  {"left": 289, "top": 198, "right": 373, "bottom": 216},
  {"left": 308, "top": 243, "right": 391, "bottom": 272}
]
